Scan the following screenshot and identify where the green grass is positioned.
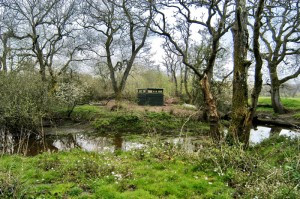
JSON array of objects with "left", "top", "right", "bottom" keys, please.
[
  {"left": 71, "top": 104, "right": 106, "bottom": 121},
  {"left": 258, "top": 97, "right": 300, "bottom": 109},
  {"left": 257, "top": 97, "right": 300, "bottom": 113},
  {"left": 68, "top": 105, "right": 209, "bottom": 134},
  {"left": 1, "top": 136, "right": 299, "bottom": 198},
  {"left": 0, "top": 146, "right": 233, "bottom": 198},
  {"left": 293, "top": 113, "right": 300, "bottom": 120}
]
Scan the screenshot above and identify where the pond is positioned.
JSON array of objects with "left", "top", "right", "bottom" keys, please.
[{"left": 1, "top": 126, "right": 299, "bottom": 156}]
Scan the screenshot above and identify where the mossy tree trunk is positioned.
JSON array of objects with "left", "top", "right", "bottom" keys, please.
[
  {"left": 229, "top": 0, "right": 252, "bottom": 147},
  {"left": 229, "top": 0, "right": 265, "bottom": 147}
]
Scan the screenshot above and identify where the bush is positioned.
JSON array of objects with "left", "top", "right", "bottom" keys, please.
[
  {"left": 53, "top": 80, "right": 90, "bottom": 117},
  {"left": 0, "top": 71, "right": 93, "bottom": 133},
  {"left": 0, "top": 72, "right": 47, "bottom": 133}
]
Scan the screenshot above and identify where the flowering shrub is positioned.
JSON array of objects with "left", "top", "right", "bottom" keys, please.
[{"left": 54, "top": 81, "right": 90, "bottom": 117}]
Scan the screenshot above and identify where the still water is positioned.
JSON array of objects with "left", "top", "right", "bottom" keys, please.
[{"left": 1, "top": 126, "right": 299, "bottom": 156}]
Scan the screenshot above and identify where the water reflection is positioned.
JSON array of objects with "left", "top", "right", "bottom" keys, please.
[
  {"left": 0, "top": 129, "right": 58, "bottom": 156},
  {"left": 1, "top": 126, "right": 299, "bottom": 156},
  {"left": 279, "top": 129, "right": 300, "bottom": 139},
  {"left": 250, "top": 126, "right": 299, "bottom": 145},
  {"left": 249, "top": 126, "right": 272, "bottom": 145},
  {"left": 51, "top": 133, "right": 146, "bottom": 153}
]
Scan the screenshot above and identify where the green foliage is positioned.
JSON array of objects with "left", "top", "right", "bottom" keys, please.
[
  {"left": 93, "top": 118, "right": 111, "bottom": 129},
  {"left": 0, "top": 73, "right": 46, "bottom": 132},
  {"left": 0, "top": 71, "right": 96, "bottom": 133},
  {"left": 196, "top": 136, "right": 300, "bottom": 198}
]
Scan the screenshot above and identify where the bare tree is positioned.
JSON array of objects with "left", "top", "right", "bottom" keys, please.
[
  {"left": 82, "top": 0, "right": 153, "bottom": 99},
  {"left": 2, "top": 0, "right": 84, "bottom": 85},
  {"left": 259, "top": 0, "right": 300, "bottom": 113},
  {"left": 0, "top": 5, "right": 29, "bottom": 73},
  {"left": 151, "top": 0, "right": 233, "bottom": 143}
]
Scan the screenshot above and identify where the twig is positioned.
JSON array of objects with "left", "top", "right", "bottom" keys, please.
[{"left": 180, "top": 109, "right": 200, "bottom": 137}]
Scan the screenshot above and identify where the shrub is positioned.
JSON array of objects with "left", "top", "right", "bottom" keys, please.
[
  {"left": 0, "top": 72, "right": 47, "bottom": 133},
  {"left": 53, "top": 80, "right": 91, "bottom": 117}
]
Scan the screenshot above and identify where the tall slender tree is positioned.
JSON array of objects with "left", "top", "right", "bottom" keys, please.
[{"left": 229, "top": 0, "right": 251, "bottom": 146}]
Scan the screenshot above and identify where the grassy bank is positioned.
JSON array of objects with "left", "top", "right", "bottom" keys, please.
[
  {"left": 257, "top": 97, "right": 300, "bottom": 120},
  {"left": 66, "top": 104, "right": 209, "bottom": 134},
  {"left": 257, "top": 97, "right": 300, "bottom": 112},
  {"left": 1, "top": 136, "right": 299, "bottom": 198}
]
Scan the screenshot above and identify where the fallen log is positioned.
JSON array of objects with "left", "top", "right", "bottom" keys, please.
[{"left": 254, "top": 115, "right": 300, "bottom": 128}]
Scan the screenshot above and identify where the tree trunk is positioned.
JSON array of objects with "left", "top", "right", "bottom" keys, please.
[
  {"left": 268, "top": 65, "right": 287, "bottom": 114},
  {"left": 180, "top": 67, "right": 183, "bottom": 95},
  {"left": 201, "top": 74, "right": 221, "bottom": 143},
  {"left": 1, "top": 35, "right": 8, "bottom": 73},
  {"left": 271, "top": 84, "right": 286, "bottom": 114},
  {"left": 184, "top": 66, "right": 192, "bottom": 103},
  {"left": 229, "top": 0, "right": 251, "bottom": 147},
  {"left": 172, "top": 70, "right": 179, "bottom": 97},
  {"left": 245, "top": 0, "right": 265, "bottom": 140}
]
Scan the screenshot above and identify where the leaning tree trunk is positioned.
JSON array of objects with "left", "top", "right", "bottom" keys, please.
[
  {"left": 201, "top": 74, "right": 221, "bottom": 143},
  {"left": 229, "top": 0, "right": 251, "bottom": 147}
]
